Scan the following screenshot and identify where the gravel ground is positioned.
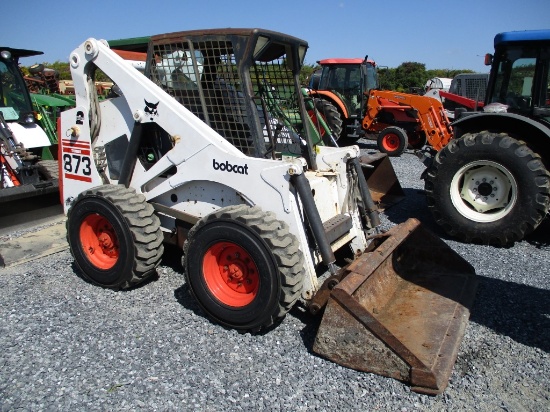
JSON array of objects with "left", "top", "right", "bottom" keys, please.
[{"left": 1, "top": 141, "right": 549, "bottom": 411}]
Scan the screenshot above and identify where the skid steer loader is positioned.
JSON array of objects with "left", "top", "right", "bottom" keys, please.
[{"left": 60, "top": 29, "right": 477, "bottom": 394}]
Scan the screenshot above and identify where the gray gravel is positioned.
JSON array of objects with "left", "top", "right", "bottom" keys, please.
[{"left": 1, "top": 141, "right": 549, "bottom": 411}]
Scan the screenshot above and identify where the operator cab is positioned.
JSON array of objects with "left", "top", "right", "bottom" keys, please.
[
  {"left": 143, "top": 29, "right": 314, "bottom": 163},
  {"left": 485, "top": 30, "right": 550, "bottom": 121},
  {"left": 314, "top": 58, "right": 378, "bottom": 118},
  {"left": 109, "top": 30, "right": 316, "bottom": 169},
  {"left": 0, "top": 48, "right": 39, "bottom": 123}
]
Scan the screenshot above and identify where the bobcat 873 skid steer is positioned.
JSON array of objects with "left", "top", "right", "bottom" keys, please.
[{"left": 60, "top": 29, "right": 477, "bottom": 394}]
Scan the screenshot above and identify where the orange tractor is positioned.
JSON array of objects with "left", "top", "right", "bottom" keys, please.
[{"left": 308, "top": 57, "right": 453, "bottom": 156}]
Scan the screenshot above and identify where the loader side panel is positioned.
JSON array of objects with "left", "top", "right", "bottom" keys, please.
[{"left": 59, "top": 106, "right": 105, "bottom": 213}]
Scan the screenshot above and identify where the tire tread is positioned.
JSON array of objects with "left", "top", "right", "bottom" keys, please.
[
  {"left": 425, "top": 131, "right": 550, "bottom": 246},
  {"left": 183, "top": 204, "right": 304, "bottom": 332},
  {"left": 67, "top": 184, "right": 164, "bottom": 289}
]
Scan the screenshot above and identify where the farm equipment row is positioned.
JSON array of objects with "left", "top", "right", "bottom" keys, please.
[
  {"left": 308, "top": 30, "right": 550, "bottom": 246},
  {"left": 51, "top": 29, "right": 479, "bottom": 394},
  {"left": 5, "top": 27, "right": 549, "bottom": 395}
]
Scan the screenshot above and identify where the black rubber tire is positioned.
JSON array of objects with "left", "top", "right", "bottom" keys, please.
[
  {"left": 377, "top": 126, "right": 408, "bottom": 156},
  {"left": 66, "top": 184, "right": 164, "bottom": 289},
  {"left": 183, "top": 204, "right": 304, "bottom": 332},
  {"left": 424, "top": 131, "right": 550, "bottom": 246},
  {"left": 29, "top": 64, "right": 44, "bottom": 75},
  {"left": 308, "top": 98, "right": 343, "bottom": 144},
  {"left": 407, "top": 131, "right": 427, "bottom": 150}
]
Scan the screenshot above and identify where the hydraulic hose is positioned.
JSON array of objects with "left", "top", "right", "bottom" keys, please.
[
  {"left": 291, "top": 172, "right": 337, "bottom": 275},
  {"left": 350, "top": 157, "right": 381, "bottom": 229}
]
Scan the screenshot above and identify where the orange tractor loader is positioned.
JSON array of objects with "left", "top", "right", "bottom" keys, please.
[
  {"left": 308, "top": 57, "right": 453, "bottom": 156},
  {"left": 362, "top": 89, "right": 453, "bottom": 155}
]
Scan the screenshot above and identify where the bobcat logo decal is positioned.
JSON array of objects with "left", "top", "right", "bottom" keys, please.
[{"left": 144, "top": 100, "right": 159, "bottom": 120}]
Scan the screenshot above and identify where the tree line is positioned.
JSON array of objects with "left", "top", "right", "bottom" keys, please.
[
  {"left": 23, "top": 60, "right": 477, "bottom": 93},
  {"left": 299, "top": 61, "right": 476, "bottom": 92}
]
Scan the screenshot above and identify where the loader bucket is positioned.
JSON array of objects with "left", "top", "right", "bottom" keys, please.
[
  {"left": 359, "top": 152, "right": 405, "bottom": 210},
  {"left": 313, "top": 218, "right": 477, "bottom": 395}
]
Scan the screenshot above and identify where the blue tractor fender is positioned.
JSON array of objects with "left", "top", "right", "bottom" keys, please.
[{"left": 451, "top": 112, "right": 550, "bottom": 165}]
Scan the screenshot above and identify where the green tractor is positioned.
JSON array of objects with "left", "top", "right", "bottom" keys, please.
[{"left": 0, "top": 47, "right": 63, "bottom": 202}]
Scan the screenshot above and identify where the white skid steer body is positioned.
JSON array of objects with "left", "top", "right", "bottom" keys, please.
[
  {"left": 60, "top": 37, "right": 368, "bottom": 300},
  {"left": 60, "top": 31, "right": 477, "bottom": 395}
]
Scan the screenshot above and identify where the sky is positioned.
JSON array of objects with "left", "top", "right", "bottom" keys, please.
[{"left": 3, "top": 0, "right": 549, "bottom": 74}]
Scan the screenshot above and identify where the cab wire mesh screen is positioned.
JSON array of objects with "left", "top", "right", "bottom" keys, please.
[{"left": 150, "top": 39, "right": 254, "bottom": 155}]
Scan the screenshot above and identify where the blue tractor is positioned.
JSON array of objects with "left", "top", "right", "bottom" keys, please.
[{"left": 423, "top": 30, "right": 550, "bottom": 246}]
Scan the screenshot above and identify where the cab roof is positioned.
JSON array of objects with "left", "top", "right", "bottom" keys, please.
[
  {"left": 0, "top": 47, "right": 43, "bottom": 60},
  {"left": 317, "top": 58, "right": 376, "bottom": 66},
  {"left": 494, "top": 30, "right": 550, "bottom": 47}
]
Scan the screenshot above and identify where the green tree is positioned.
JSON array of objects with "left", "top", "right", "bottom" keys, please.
[
  {"left": 378, "top": 67, "right": 396, "bottom": 90},
  {"left": 47, "top": 61, "right": 72, "bottom": 80},
  {"left": 393, "top": 62, "right": 427, "bottom": 92},
  {"left": 300, "top": 63, "right": 318, "bottom": 87},
  {"left": 313, "top": 62, "right": 477, "bottom": 93}
]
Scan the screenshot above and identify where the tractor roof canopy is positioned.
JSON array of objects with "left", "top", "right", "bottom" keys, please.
[
  {"left": 317, "top": 58, "right": 376, "bottom": 66},
  {"left": 0, "top": 47, "right": 43, "bottom": 63},
  {"left": 494, "top": 30, "right": 550, "bottom": 46}
]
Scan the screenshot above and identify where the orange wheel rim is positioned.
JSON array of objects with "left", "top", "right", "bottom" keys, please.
[
  {"left": 382, "top": 134, "right": 400, "bottom": 151},
  {"left": 80, "top": 214, "right": 119, "bottom": 269},
  {"left": 202, "top": 241, "right": 260, "bottom": 307}
]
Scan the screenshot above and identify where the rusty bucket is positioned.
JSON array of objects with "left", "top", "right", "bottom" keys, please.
[
  {"left": 359, "top": 152, "right": 405, "bottom": 210},
  {"left": 313, "top": 218, "right": 478, "bottom": 395}
]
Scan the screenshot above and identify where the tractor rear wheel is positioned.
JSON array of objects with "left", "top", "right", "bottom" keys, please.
[
  {"left": 424, "top": 131, "right": 550, "bottom": 246},
  {"left": 308, "top": 98, "right": 343, "bottom": 144},
  {"left": 377, "top": 126, "right": 408, "bottom": 156},
  {"left": 183, "top": 204, "right": 304, "bottom": 332},
  {"left": 66, "top": 185, "right": 164, "bottom": 289}
]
